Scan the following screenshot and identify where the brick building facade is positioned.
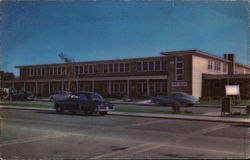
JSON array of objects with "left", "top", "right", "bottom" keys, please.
[{"left": 3, "top": 50, "right": 250, "bottom": 98}]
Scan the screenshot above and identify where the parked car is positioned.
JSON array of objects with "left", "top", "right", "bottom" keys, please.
[
  {"left": 54, "top": 91, "right": 113, "bottom": 115},
  {"left": 10, "top": 90, "right": 35, "bottom": 101},
  {"left": 49, "top": 91, "right": 72, "bottom": 102},
  {"left": 152, "top": 92, "right": 199, "bottom": 107}
]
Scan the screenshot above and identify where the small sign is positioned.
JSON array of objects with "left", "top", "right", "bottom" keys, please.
[
  {"left": 170, "top": 61, "right": 175, "bottom": 64},
  {"left": 225, "top": 85, "right": 240, "bottom": 96},
  {"left": 171, "top": 81, "right": 187, "bottom": 87}
]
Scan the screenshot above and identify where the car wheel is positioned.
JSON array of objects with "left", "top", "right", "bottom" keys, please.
[
  {"left": 84, "top": 109, "right": 93, "bottom": 116},
  {"left": 154, "top": 99, "right": 161, "bottom": 106},
  {"left": 56, "top": 106, "right": 63, "bottom": 114},
  {"left": 100, "top": 111, "right": 107, "bottom": 116},
  {"left": 71, "top": 111, "right": 77, "bottom": 115}
]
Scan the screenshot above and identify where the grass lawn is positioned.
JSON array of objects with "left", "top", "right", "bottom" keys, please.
[
  {"left": 199, "top": 99, "right": 249, "bottom": 106},
  {"left": 0, "top": 102, "right": 53, "bottom": 108},
  {"left": 105, "top": 98, "right": 148, "bottom": 102},
  {"left": 115, "top": 107, "right": 204, "bottom": 115}
]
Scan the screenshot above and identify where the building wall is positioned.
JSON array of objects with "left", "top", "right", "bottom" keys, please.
[
  {"left": 166, "top": 55, "right": 192, "bottom": 94},
  {"left": 192, "top": 55, "right": 228, "bottom": 98},
  {"left": 19, "top": 57, "right": 168, "bottom": 80}
]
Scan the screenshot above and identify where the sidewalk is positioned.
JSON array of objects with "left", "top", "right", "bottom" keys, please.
[
  {"left": 35, "top": 98, "right": 247, "bottom": 109},
  {"left": 0, "top": 105, "right": 249, "bottom": 125}
]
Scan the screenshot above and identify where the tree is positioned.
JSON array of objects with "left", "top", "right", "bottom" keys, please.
[
  {"left": 0, "top": 70, "right": 15, "bottom": 81},
  {"left": 58, "top": 53, "right": 76, "bottom": 91}
]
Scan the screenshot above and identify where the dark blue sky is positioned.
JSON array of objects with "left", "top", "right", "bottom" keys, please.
[{"left": 1, "top": 1, "right": 248, "bottom": 76}]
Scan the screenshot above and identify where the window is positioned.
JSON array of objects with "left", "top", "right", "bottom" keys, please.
[
  {"left": 34, "top": 68, "right": 37, "bottom": 76},
  {"left": 54, "top": 67, "right": 57, "bottom": 75},
  {"left": 37, "top": 68, "right": 41, "bottom": 76},
  {"left": 62, "top": 67, "right": 65, "bottom": 75},
  {"left": 155, "top": 61, "right": 160, "bottom": 71},
  {"left": 208, "top": 59, "right": 213, "bottom": 70},
  {"left": 49, "top": 68, "right": 53, "bottom": 75},
  {"left": 176, "top": 56, "right": 184, "bottom": 81},
  {"left": 120, "top": 83, "right": 125, "bottom": 92},
  {"left": 120, "top": 63, "right": 124, "bottom": 72},
  {"left": 136, "top": 62, "right": 142, "bottom": 72},
  {"left": 143, "top": 62, "right": 148, "bottom": 72},
  {"left": 104, "top": 64, "right": 108, "bottom": 73},
  {"left": 109, "top": 64, "right": 113, "bottom": 72},
  {"left": 84, "top": 65, "right": 88, "bottom": 74},
  {"left": 58, "top": 67, "right": 62, "bottom": 75},
  {"left": 162, "top": 82, "right": 167, "bottom": 92},
  {"left": 114, "top": 64, "right": 119, "bottom": 72},
  {"left": 30, "top": 69, "right": 33, "bottom": 76},
  {"left": 94, "top": 65, "right": 97, "bottom": 73},
  {"left": 75, "top": 66, "right": 79, "bottom": 74},
  {"left": 80, "top": 66, "right": 84, "bottom": 74},
  {"left": 162, "top": 60, "right": 167, "bottom": 71},
  {"left": 223, "top": 63, "right": 227, "bottom": 73},
  {"left": 177, "top": 56, "right": 183, "bottom": 62},
  {"left": 176, "top": 75, "right": 183, "bottom": 81},
  {"left": 89, "top": 65, "right": 93, "bottom": 73},
  {"left": 125, "top": 63, "right": 130, "bottom": 72},
  {"left": 149, "top": 61, "right": 154, "bottom": 71},
  {"left": 214, "top": 61, "right": 221, "bottom": 71}
]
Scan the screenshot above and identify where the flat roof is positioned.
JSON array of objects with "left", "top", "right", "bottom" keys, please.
[
  {"left": 15, "top": 55, "right": 165, "bottom": 68},
  {"left": 16, "top": 49, "right": 250, "bottom": 69},
  {"left": 161, "top": 49, "right": 250, "bottom": 69}
]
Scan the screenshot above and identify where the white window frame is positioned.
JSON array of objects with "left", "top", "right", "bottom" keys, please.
[{"left": 176, "top": 56, "right": 184, "bottom": 81}]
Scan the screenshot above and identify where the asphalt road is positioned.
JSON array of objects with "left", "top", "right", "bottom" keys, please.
[{"left": 0, "top": 109, "right": 249, "bottom": 159}]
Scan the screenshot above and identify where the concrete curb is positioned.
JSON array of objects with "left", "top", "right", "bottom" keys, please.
[
  {"left": 0, "top": 105, "right": 249, "bottom": 125},
  {"left": 19, "top": 100, "right": 247, "bottom": 109},
  {"left": 111, "top": 102, "right": 246, "bottom": 109},
  {"left": 108, "top": 112, "right": 250, "bottom": 125}
]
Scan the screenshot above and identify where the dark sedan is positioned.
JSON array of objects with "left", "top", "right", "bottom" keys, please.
[
  {"left": 54, "top": 91, "right": 113, "bottom": 115},
  {"left": 152, "top": 92, "right": 199, "bottom": 107},
  {"left": 10, "top": 90, "right": 35, "bottom": 101}
]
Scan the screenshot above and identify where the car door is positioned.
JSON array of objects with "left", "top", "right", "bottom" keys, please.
[{"left": 77, "top": 94, "right": 89, "bottom": 110}]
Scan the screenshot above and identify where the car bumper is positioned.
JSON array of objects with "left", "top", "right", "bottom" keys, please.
[{"left": 95, "top": 106, "right": 113, "bottom": 112}]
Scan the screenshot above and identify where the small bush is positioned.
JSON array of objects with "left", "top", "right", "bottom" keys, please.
[
  {"left": 184, "top": 110, "right": 192, "bottom": 114},
  {"left": 171, "top": 101, "right": 181, "bottom": 112},
  {"left": 232, "top": 112, "right": 241, "bottom": 115}
]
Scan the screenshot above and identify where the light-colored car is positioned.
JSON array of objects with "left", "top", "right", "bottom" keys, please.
[
  {"left": 49, "top": 91, "right": 72, "bottom": 102},
  {"left": 152, "top": 92, "right": 199, "bottom": 107}
]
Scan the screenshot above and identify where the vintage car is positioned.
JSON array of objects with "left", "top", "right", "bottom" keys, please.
[
  {"left": 10, "top": 90, "right": 35, "bottom": 101},
  {"left": 152, "top": 92, "right": 199, "bottom": 107},
  {"left": 49, "top": 91, "right": 72, "bottom": 102},
  {"left": 54, "top": 91, "right": 113, "bottom": 116}
]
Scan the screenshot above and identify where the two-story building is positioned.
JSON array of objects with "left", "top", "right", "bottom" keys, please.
[{"left": 3, "top": 50, "right": 250, "bottom": 98}]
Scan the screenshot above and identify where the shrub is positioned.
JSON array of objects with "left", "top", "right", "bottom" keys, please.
[
  {"left": 184, "top": 110, "right": 192, "bottom": 114},
  {"left": 232, "top": 112, "right": 241, "bottom": 115},
  {"left": 171, "top": 101, "right": 181, "bottom": 112}
]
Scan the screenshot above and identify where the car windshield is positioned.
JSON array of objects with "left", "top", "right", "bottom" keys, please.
[{"left": 90, "top": 93, "right": 105, "bottom": 101}]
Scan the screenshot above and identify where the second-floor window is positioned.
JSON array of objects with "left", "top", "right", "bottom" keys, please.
[
  {"left": 176, "top": 56, "right": 184, "bottom": 81},
  {"left": 208, "top": 59, "right": 213, "bottom": 70},
  {"left": 120, "top": 63, "right": 124, "bottom": 72},
  {"left": 114, "top": 64, "right": 119, "bottom": 72},
  {"left": 223, "top": 63, "right": 227, "bottom": 73},
  {"left": 136, "top": 62, "right": 142, "bottom": 72}
]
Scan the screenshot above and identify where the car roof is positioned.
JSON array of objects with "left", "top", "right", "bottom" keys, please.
[{"left": 73, "top": 91, "right": 99, "bottom": 95}]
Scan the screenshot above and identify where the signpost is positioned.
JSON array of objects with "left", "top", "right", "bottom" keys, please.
[{"left": 222, "top": 85, "right": 240, "bottom": 116}]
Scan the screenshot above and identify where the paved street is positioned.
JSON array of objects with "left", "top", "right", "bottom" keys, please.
[{"left": 0, "top": 108, "right": 249, "bottom": 159}]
